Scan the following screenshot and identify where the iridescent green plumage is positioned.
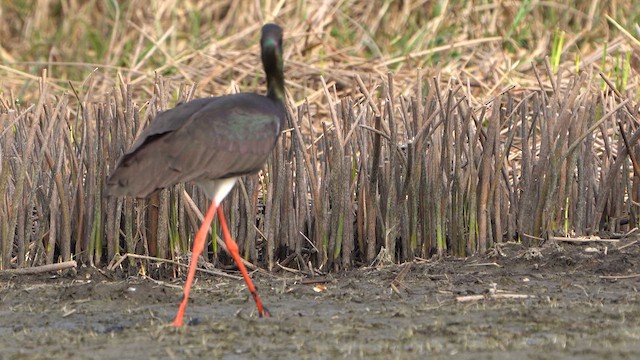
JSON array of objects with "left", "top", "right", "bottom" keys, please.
[{"left": 106, "top": 24, "right": 285, "bottom": 197}]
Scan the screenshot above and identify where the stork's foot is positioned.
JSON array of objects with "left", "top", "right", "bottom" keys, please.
[{"left": 260, "top": 306, "right": 271, "bottom": 318}]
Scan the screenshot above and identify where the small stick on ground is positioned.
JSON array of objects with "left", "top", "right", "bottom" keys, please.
[
  {"left": 465, "top": 262, "right": 502, "bottom": 267},
  {"left": 390, "top": 262, "right": 412, "bottom": 297},
  {"left": 108, "top": 253, "right": 241, "bottom": 280},
  {"left": 456, "top": 293, "right": 535, "bottom": 302},
  {"left": 390, "top": 283, "right": 402, "bottom": 297},
  {"left": 599, "top": 273, "right": 640, "bottom": 280},
  {"left": 522, "top": 233, "right": 545, "bottom": 242},
  {"left": 0, "top": 260, "right": 77, "bottom": 275},
  {"left": 301, "top": 278, "right": 329, "bottom": 285},
  {"left": 549, "top": 236, "right": 620, "bottom": 243},
  {"left": 276, "top": 262, "right": 300, "bottom": 274},
  {"left": 140, "top": 273, "right": 183, "bottom": 289},
  {"left": 620, "top": 227, "right": 638, "bottom": 239},
  {"left": 617, "top": 240, "right": 638, "bottom": 251}
]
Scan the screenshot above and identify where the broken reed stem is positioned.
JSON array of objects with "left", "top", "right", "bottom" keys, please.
[{"left": 0, "top": 260, "right": 77, "bottom": 275}]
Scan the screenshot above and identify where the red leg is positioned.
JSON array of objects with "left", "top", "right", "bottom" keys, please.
[
  {"left": 217, "top": 205, "right": 270, "bottom": 317},
  {"left": 172, "top": 199, "right": 218, "bottom": 327}
]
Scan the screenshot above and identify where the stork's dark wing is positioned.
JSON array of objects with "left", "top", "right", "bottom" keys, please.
[
  {"left": 127, "top": 97, "right": 215, "bottom": 153},
  {"left": 106, "top": 93, "right": 284, "bottom": 198}
]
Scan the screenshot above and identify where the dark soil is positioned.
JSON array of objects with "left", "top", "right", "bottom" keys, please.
[{"left": 1, "top": 241, "right": 639, "bottom": 359}]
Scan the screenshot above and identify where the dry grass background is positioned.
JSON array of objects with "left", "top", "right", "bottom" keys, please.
[{"left": 1, "top": 0, "right": 639, "bottom": 272}]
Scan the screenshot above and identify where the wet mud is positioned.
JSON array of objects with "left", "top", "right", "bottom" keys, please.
[{"left": 1, "top": 241, "right": 639, "bottom": 359}]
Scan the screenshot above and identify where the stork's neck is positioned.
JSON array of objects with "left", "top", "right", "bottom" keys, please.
[
  {"left": 267, "top": 72, "right": 285, "bottom": 103},
  {"left": 261, "top": 32, "right": 285, "bottom": 104}
]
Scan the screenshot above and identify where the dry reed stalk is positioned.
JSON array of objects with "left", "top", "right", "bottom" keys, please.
[
  {"left": 292, "top": 107, "right": 310, "bottom": 268},
  {"left": 0, "top": 110, "right": 16, "bottom": 269},
  {"left": 477, "top": 100, "right": 500, "bottom": 253},
  {"left": 367, "top": 114, "right": 382, "bottom": 264},
  {"left": 105, "top": 93, "right": 120, "bottom": 261}
]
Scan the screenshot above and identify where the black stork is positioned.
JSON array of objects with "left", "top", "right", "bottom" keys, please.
[{"left": 106, "top": 23, "right": 284, "bottom": 326}]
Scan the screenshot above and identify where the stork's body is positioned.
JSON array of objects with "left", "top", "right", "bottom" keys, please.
[{"left": 106, "top": 24, "right": 285, "bottom": 325}]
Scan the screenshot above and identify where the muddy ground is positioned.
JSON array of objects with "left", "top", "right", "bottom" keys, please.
[{"left": 1, "top": 241, "right": 639, "bottom": 360}]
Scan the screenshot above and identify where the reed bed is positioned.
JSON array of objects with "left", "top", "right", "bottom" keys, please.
[
  {"left": 1, "top": 1, "right": 639, "bottom": 272},
  {"left": 0, "top": 64, "right": 637, "bottom": 272}
]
